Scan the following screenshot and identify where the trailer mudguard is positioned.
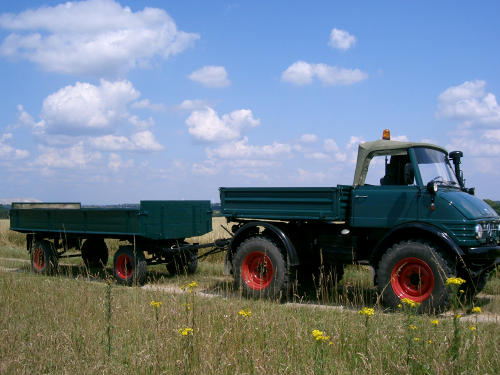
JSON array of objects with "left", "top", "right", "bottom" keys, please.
[
  {"left": 225, "top": 221, "right": 300, "bottom": 274},
  {"left": 370, "top": 221, "right": 465, "bottom": 268}
]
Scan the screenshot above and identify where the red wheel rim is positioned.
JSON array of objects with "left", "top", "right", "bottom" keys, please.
[
  {"left": 33, "top": 247, "right": 45, "bottom": 271},
  {"left": 116, "top": 254, "right": 133, "bottom": 279},
  {"left": 241, "top": 251, "right": 274, "bottom": 290},
  {"left": 391, "top": 257, "right": 434, "bottom": 302}
]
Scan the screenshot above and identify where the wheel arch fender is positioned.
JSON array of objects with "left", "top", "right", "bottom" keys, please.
[
  {"left": 225, "top": 221, "right": 300, "bottom": 274},
  {"left": 371, "top": 222, "right": 465, "bottom": 271}
]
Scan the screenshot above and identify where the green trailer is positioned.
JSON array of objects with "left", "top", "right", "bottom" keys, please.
[{"left": 9, "top": 200, "right": 218, "bottom": 284}]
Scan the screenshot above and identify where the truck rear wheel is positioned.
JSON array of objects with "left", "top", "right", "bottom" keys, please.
[
  {"left": 30, "top": 240, "right": 58, "bottom": 274},
  {"left": 81, "top": 239, "right": 109, "bottom": 268},
  {"left": 233, "top": 236, "right": 287, "bottom": 299},
  {"left": 377, "top": 240, "right": 454, "bottom": 313},
  {"left": 113, "top": 246, "right": 147, "bottom": 286}
]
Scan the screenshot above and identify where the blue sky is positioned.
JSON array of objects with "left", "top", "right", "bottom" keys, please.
[{"left": 1, "top": 0, "right": 499, "bottom": 204}]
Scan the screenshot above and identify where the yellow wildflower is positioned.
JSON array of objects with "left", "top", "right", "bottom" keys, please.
[
  {"left": 400, "top": 298, "right": 420, "bottom": 308},
  {"left": 455, "top": 314, "right": 462, "bottom": 319},
  {"left": 312, "top": 330, "right": 331, "bottom": 343},
  {"left": 459, "top": 289, "right": 465, "bottom": 294},
  {"left": 469, "top": 326, "right": 476, "bottom": 331},
  {"left": 430, "top": 319, "right": 439, "bottom": 326},
  {"left": 428, "top": 340, "right": 433, "bottom": 344},
  {"left": 182, "top": 303, "right": 192, "bottom": 311},
  {"left": 445, "top": 277, "right": 466, "bottom": 286},
  {"left": 150, "top": 300, "right": 162, "bottom": 308},
  {"left": 409, "top": 324, "right": 417, "bottom": 330},
  {"left": 358, "top": 307, "right": 375, "bottom": 316},
  {"left": 413, "top": 337, "right": 420, "bottom": 342},
  {"left": 238, "top": 309, "right": 252, "bottom": 318},
  {"left": 471, "top": 306, "right": 481, "bottom": 314},
  {"left": 181, "top": 281, "right": 199, "bottom": 293},
  {"left": 178, "top": 327, "right": 193, "bottom": 336},
  {"left": 397, "top": 304, "right": 402, "bottom": 308}
]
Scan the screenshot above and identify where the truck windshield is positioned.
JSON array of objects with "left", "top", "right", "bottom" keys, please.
[{"left": 414, "top": 148, "right": 459, "bottom": 187}]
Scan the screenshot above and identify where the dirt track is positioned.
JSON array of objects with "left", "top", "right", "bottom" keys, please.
[{"left": 1, "top": 257, "right": 498, "bottom": 324}]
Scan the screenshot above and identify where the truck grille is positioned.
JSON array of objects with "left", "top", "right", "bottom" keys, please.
[{"left": 481, "top": 220, "right": 500, "bottom": 244}]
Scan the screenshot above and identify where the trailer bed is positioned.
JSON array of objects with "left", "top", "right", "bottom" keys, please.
[{"left": 10, "top": 200, "right": 212, "bottom": 240}]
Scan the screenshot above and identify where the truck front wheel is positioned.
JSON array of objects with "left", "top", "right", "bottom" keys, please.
[
  {"left": 113, "top": 246, "right": 147, "bottom": 286},
  {"left": 459, "top": 271, "right": 490, "bottom": 302},
  {"left": 377, "top": 240, "right": 454, "bottom": 313},
  {"left": 30, "top": 240, "right": 58, "bottom": 274},
  {"left": 233, "top": 236, "right": 287, "bottom": 299}
]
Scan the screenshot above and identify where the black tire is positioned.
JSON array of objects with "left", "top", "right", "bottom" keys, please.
[
  {"left": 30, "top": 240, "right": 58, "bottom": 274},
  {"left": 233, "top": 236, "right": 287, "bottom": 299},
  {"left": 376, "top": 240, "right": 454, "bottom": 313},
  {"left": 81, "top": 239, "right": 109, "bottom": 268},
  {"left": 459, "top": 271, "right": 490, "bottom": 302},
  {"left": 113, "top": 246, "right": 147, "bottom": 286},
  {"left": 166, "top": 250, "right": 198, "bottom": 275}
]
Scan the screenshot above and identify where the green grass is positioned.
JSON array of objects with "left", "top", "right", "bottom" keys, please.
[
  {"left": 1, "top": 219, "right": 499, "bottom": 374},
  {"left": 1, "top": 271, "right": 499, "bottom": 374}
]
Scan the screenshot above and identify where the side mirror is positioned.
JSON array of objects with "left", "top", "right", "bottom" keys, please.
[{"left": 427, "top": 181, "right": 438, "bottom": 195}]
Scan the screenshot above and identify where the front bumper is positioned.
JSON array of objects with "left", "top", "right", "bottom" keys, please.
[{"left": 464, "top": 245, "right": 500, "bottom": 275}]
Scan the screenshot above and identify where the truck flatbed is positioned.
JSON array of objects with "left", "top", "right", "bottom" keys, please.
[{"left": 219, "top": 185, "right": 352, "bottom": 221}]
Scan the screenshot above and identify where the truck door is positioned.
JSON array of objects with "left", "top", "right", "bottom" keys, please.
[{"left": 350, "top": 154, "right": 420, "bottom": 228}]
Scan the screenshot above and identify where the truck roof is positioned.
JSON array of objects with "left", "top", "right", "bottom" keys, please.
[{"left": 353, "top": 139, "right": 448, "bottom": 186}]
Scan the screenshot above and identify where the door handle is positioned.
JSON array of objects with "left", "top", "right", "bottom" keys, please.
[{"left": 354, "top": 195, "right": 368, "bottom": 199}]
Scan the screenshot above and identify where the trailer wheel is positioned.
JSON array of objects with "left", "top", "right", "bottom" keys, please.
[
  {"left": 376, "top": 240, "right": 454, "bottom": 313},
  {"left": 81, "top": 239, "right": 109, "bottom": 268},
  {"left": 166, "top": 250, "right": 198, "bottom": 275},
  {"left": 113, "top": 246, "right": 147, "bottom": 286},
  {"left": 30, "top": 240, "right": 58, "bottom": 274},
  {"left": 233, "top": 236, "right": 287, "bottom": 299}
]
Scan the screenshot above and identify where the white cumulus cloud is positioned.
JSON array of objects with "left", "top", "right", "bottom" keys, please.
[
  {"left": 34, "top": 143, "right": 101, "bottom": 168},
  {"left": 329, "top": 28, "right": 356, "bottom": 50},
  {"left": 206, "top": 137, "right": 291, "bottom": 159},
  {"left": 0, "top": 133, "right": 29, "bottom": 160},
  {"left": 186, "top": 107, "right": 259, "bottom": 142},
  {"left": 40, "top": 79, "right": 140, "bottom": 135},
  {"left": 282, "top": 61, "right": 367, "bottom": 86},
  {"left": 299, "top": 133, "right": 318, "bottom": 143},
  {"left": 89, "top": 130, "right": 163, "bottom": 151},
  {"left": 188, "top": 66, "right": 230, "bottom": 88},
  {"left": 0, "top": 0, "right": 199, "bottom": 76},
  {"left": 436, "top": 80, "right": 500, "bottom": 127}
]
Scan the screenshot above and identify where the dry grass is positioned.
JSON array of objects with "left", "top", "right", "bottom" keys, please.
[{"left": 1, "top": 218, "right": 500, "bottom": 374}]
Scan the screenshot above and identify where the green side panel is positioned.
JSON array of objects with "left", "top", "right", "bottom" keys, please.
[
  {"left": 219, "top": 186, "right": 351, "bottom": 221},
  {"left": 10, "top": 206, "right": 141, "bottom": 236},
  {"left": 9, "top": 201, "right": 212, "bottom": 240},
  {"left": 139, "top": 201, "right": 212, "bottom": 240}
]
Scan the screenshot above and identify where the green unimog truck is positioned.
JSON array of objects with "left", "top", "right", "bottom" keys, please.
[{"left": 221, "top": 130, "right": 500, "bottom": 312}]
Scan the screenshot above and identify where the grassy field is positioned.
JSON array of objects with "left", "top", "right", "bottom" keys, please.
[{"left": 1, "top": 219, "right": 499, "bottom": 374}]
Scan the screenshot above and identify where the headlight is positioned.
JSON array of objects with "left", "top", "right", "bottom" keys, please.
[{"left": 475, "top": 224, "right": 483, "bottom": 240}]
